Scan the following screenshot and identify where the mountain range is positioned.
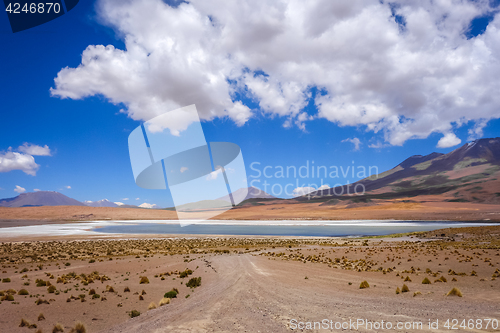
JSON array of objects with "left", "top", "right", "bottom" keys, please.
[
  {"left": 2, "top": 138, "right": 500, "bottom": 209},
  {"left": 303, "top": 137, "right": 500, "bottom": 204},
  {"left": 0, "top": 191, "right": 86, "bottom": 208}
]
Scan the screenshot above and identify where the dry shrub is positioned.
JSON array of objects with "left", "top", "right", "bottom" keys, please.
[
  {"left": 359, "top": 281, "right": 369, "bottom": 289},
  {"left": 401, "top": 284, "right": 410, "bottom": 293},
  {"left": 52, "top": 323, "right": 64, "bottom": 332},
  {"left": 413, "top": 291, "right": 422, "bottom": 297},
  {"left": 18, "top": 289, "right": 29, "bottom": 295},
  {"left": 148, "top": 302, "right": 157, "bottom": 310},
  {"left": 447, "top": 287, "right": 463, "bottom": 297},
  {"left": 88, "top": 289, "right": 95, "bottom": 295},
  {"left": 139, "top": 276, "right": 149, "bottom": 284},
  {"left": 19, "top": 318, "right": 30, "bottom": 327},
  {"left": 404, "top": 276, "right": 412, "bottom": 282},
  {"left": 38, "top": 313, "right": 45, "bottom": 321},
  {"left": 35, "top": 298, "right": 49, "bottom": 305},
  {"left": 422, "top": 277, "right": 431, "bottom": 284},
  {"left": 159, "top": 297, "right": 170, "bottom": 306},
  {"left": 124, "top": 287, "right": 130, "bottom": 292},
  {"left": 129, "top": 310, "right": 140, "bottom": 318},
  {"left": 396, "top": 287, "right": 400, "bottom": 294},
  {"left": 69, "top": 321, "right": 86, "bottom": 333}
]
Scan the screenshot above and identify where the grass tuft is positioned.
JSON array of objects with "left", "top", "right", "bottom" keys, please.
[
  {"left": 401, "top": 284, "right": 409, "bottom": 293},
  {"left": 446, "top": 287, "right": 463, "bottom": 297},
  {"left": 69, "top": 321, "right": 86, "bottom": 333},
  {"left": 129, "top": 310, "right": 140, "bottom": 318},
  {"left": 422, "top": 277, "right": 431, "bottom": 284},
  {"left": 359, "top": 281, "right": 370, "bottom": 289},
  {"left": 18, "top": 289, "right": 29, "bottom": 295},
  {"left": 139, "top": 276, "right": 149, "bottom": 284},
  {"left": 186, "top": 277, "right": 201, "bottom": 288},
  {"left": 148, "top": 302, "right": 157, "bottom": 310},
  {"left": 52, "top": 323, "right": 64, "bottom": 333},
  {"left": 19, "top": 318, "right": 30, "bottom": 327},
  {"left": 159, "top": 297, "right": 170, "bottom": 306}
]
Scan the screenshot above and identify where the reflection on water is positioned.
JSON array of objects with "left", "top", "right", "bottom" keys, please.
[{"left": 93, "top": 221, "right": 497, "bottom": 237}]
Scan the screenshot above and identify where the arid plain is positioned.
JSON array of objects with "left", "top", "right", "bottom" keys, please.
[{"left": 0, "top": 226, "right": 499, "bottom": 332}]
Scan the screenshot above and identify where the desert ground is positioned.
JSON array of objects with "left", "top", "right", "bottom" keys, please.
[{"left": 0, "top": 226, "right": 499, "bottom": 332}]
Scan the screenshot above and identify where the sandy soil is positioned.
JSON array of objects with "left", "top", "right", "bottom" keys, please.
[
  {"left": 0, "top": 227, "right": 499, "bottom": 332},
  {"left": 2, "top": 199, "right": 500, "bottom": 225}
]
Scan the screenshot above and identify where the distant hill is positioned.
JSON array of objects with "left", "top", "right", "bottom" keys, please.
[
  {"left": 84, "top": 199, "right": 119, "bottom": 208},
  {"left": 0, "top": 191, "right": 86, "bottom": 207},
  {"left": 218, "top": 186, "right": 276, "bottom": 203},
  {"left": 305, "top": 137, "right": 500, "bottom": 204}
]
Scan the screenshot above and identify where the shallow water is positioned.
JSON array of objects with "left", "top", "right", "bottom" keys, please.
[{"left": 93, "top": 221, "right": 498, "bottom": 237}]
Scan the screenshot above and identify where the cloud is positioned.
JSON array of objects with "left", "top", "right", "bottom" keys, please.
[
  {"left": 468, "top": 119, "right": 489, "bottom": 141},
  {"left": 14, "top": 185, "right": 26, "bottom": 194},
  {"left": 437, "top": 133, "right": 462, "bottom": 148},
  {"left": 292, "top": 186, "right": 316, "bottom": 196},
  {"left": 0, "top": 143, "right": 52, "bottom": 176},
  {"left": 317, "top": 185, "right": 329, "bottom": 191},
  {"left": 122, "top": 198, "right": 129, "bottom": 201},
  {"left": 180, "top": 166, "right": 188, "bottom": 173},
  {"left": 139, "top": 202, "right": 159, "bottom": 209},
  {"left": 17, "top": 143, "right": 52, "bottom": 156},
  {"left": 368, "top": 141, "right": 390, "bottom": 149},
  {"left": 0, "top": 151, "right": 39, "bottom": 176},
  {"left": 206, "top": 169, "right": 222, "bottom": 180},
  {"left": 342, "top": 137, "right": 362, "bottom": 151},
  {"left": 34, "top": 188, "right": 41, "bottom": 192},
  {"left": 135, "top": 197, "right": 140, "bottom": 200},
  {"left": 206, "top": 167, "right": 234, "bottom": 180},
  {"left": 66, "top": 185, "right": 71, "bottom": 189},
  {"left": 51, "top": 0, "right": 500, "bottom": 144},
  {"left": 114, "top": 202, "right": 125, "bottom": 206}
]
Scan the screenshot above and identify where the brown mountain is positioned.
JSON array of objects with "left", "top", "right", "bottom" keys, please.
[
  {"left": 0, "top": 191, "right": 86, "bottom": 207},
  {"left": 218, "top": 186, "right": 276, "bottom": 203},
  {"left": 302, "top": 137, "right": 500, "bottom": 204}
]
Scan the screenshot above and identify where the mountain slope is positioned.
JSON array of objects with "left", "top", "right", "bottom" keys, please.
[
  {"left": 306, "top": 138, "right": 500, "bottom": 203},
  {"left": 218, "top": 186, "right": 276, "bottom": 203},
  {"left": 0, "top": 191, "right": 85, "bottom": 207}
]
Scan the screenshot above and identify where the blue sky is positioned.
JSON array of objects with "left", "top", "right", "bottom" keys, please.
[{"left": 1, "top": 0, "right": 500, "bottom": 208}]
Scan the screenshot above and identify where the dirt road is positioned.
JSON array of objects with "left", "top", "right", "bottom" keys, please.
[{"left": 105, "top": 254, "right": 500, "bottom": 333}]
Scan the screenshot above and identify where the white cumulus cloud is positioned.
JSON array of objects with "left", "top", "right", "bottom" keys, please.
[
  {"left": 51, "top": 0, "right": 500, "bottom": 145},
  {"left": 14, "top": 185, "right": 26, "bottom": 194},
  {"left": 18, "top": 143, "right": 52, "bottom": 156},
  {"left": 0, "top": 151, "right": 39, "bottom": 176},
  {"left": 292, "top": 186, "right": 316, "bottom": 196},
  {"left": 139, "top": 202, "right": 159, "bottom": 209},
  {"left": 180, "top": 166, "right": 188, "bottom": 173},
  {"left": 437, "top": 133, "right": 462, "bottom": 148}
]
